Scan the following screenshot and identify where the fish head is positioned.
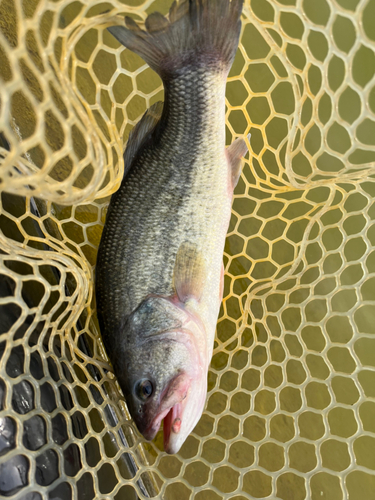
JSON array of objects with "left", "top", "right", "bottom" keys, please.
[
  {"left": 114, "top": 296, "right": 208, "bottom": 454},
  {"left": 124, "top": 334, "right": 207, "bottom": 453}
]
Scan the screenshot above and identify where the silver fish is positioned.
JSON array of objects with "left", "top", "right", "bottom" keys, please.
[{"left": 96, "top": 0, "right": 247, "bottom": 454}]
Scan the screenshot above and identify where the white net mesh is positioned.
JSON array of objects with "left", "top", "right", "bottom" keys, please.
[{"left": 1, "top": 0, "right": 375, "bottom": 498}]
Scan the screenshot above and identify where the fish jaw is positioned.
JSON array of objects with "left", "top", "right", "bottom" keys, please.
[
  {"left": 159, "top": 308, "right": 209, "bottom": 453},
  {"left": 163, "top": 376, "right": 207, "bottom": 454},
  {"left": 142, "top": 371, "right": 191, "bottom": 441},
  {"left": 140, "top": 366, "right": 208, "bottom": 455}
]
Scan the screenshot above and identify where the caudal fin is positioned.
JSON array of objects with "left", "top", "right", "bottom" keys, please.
[{"left": 108, "top": 0, "right": 243, "bottom": 78}]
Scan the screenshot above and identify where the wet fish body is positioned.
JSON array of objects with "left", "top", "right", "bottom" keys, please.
[{"left": 96, "top": 0, "right": 247, "bottom": 453}]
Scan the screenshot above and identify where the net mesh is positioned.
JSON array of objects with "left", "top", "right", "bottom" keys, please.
[{"left": 1, "top": 0, "right": 375, "bottom": 498}]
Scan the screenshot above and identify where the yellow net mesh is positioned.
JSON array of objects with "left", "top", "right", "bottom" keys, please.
[{"left": 1, "top": 0, "right": 375, "bottom": 498}]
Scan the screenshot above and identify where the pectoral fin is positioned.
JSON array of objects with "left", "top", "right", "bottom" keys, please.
[
  {"left": 226, "top": 133, "right": 250, "bottom": 188},
  {"left": 174, "top": 242, "right": 205, "bottom": 303}
]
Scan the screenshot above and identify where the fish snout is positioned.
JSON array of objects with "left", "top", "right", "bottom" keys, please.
[
  {"left": 139, "top": 373, "right": 191, "bottom": 443},
  {"left": 161, "top": 372, "right": 191, "bottom": 410}
]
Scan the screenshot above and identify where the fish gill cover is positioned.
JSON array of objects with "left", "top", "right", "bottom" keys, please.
[{"left": 0, "top": 0, "right": 375, "bottom": 499}]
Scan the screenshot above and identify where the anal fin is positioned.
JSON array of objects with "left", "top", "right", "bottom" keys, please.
[
  {"left": 226, "top": 133, "right": 250, "bottom": 188},
  {"left": 173, "top": 242, "right": 205, "bottom": 303},
  {"left": 123, "top": 101, "right": 163, "bottom": 174}
]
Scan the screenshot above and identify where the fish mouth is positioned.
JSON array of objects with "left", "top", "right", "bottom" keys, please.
[
  {"left": 163, "top": 402, "right": 183, "bottom": 448},
  {"left": 143, "top": 402, "right": 184, "bottom": 442},
  {"left": 143, "top": 372, "right": 190, "bottom": 443}
]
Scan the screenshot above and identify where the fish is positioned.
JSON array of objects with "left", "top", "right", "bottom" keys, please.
[{"left": 95, "top": 0, "right": 248, "bottom": 454}]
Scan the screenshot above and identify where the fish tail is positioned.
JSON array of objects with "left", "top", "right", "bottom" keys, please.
[{"left": 108, "top": 0, "right": 243, "bottom": 78}]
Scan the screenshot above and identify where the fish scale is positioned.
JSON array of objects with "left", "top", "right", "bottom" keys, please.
[{"left": 97, "top": 69, "right": 229, "bottom": 333}]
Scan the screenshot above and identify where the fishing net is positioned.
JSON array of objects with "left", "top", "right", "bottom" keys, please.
[{"left": 1, "top": 0, "right": 375, "bottom": 498}]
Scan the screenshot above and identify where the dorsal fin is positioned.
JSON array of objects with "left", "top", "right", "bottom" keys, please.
[
  {"left": 174, "top": 242, "right": 205, "bottom": 303},
  {"left": 123, "top": 101, "right": 163, "bottom": 174}
]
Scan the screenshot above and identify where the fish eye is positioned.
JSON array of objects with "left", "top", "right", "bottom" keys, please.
[{"left": 136, "top": 379, "right": 153, "bottom": 400}]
